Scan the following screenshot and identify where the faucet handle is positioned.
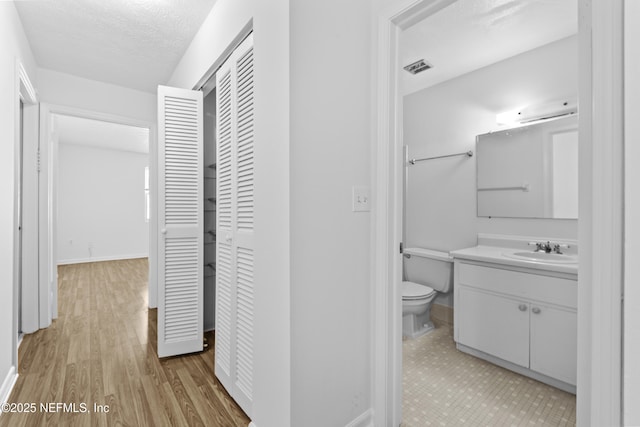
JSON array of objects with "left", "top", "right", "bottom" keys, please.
[
  {"left": 528, "top": 241, "right": 545, "bottom": 252},
  {"left": 553, "top": 243, "right": 571, "bottom": 254}
]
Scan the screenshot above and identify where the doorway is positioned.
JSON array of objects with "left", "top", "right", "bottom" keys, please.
[
  {"left": 398, "top": 1, "right": 578, "bottom": 424},
  {"left": 373, "top": 0, "right": 625, "bottom": 426},
  {"left": 37, "top": 105, "right": 156, "bottom": 330},
  {"left": 54, "top": 115, "right": 150, "bottom": 267}
]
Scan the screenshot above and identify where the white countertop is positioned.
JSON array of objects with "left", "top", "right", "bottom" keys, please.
[{"left": 451, "top": 245, "right": 579, "bottom": 275}]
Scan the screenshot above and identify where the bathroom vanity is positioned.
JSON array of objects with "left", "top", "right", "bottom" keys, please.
[{"left": 451, "top": 236, "right": 578, "bottom": 394}]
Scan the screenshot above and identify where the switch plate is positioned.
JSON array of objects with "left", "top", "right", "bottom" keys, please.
[{"left": 352, "top": 186, "right": 370, "bottom": 212}]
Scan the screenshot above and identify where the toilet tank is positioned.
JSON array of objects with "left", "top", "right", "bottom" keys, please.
[{"left": 403, "top": 247, "right": 453, "bottom": 293}]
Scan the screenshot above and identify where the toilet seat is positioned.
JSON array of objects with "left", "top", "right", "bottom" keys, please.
[{"left": 402, "top": 281, "right": 436, "bottom": 300}]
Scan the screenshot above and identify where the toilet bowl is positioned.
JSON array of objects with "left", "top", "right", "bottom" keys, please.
[{"left": 402, "top": 248, "right": 453, "bottom": 339}]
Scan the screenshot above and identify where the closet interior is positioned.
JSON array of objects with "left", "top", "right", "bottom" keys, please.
[{"left": 203, "top": 89, "right": 217, "bottom": 332}]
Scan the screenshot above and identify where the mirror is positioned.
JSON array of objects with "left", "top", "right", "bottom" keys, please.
[{"left": 476, "top": 115, "right": 578, "bottom": 219}]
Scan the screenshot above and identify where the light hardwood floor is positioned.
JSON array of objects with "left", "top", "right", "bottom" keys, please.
[{"left": 1, "top": 258, "right": 250, "bottom": 427}]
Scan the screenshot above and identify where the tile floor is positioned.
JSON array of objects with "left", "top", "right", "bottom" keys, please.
[{"left": 402, "top": 323, "right": 576, "bottom": 426}]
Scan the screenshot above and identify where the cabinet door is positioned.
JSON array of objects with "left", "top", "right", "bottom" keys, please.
[
  {"left": 457, "top": 286, "right": 530, "bottom": 367},
  {"left": 530, "top": 304, "right": 577, "bottom": 385}
]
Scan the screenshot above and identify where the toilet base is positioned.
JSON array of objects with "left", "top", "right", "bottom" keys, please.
[
  {"left": 403, "top": 318, "right": 435, "bottom": 339},
  {"left": 402, "top": 300, "right": 435, "bottom": 339}
]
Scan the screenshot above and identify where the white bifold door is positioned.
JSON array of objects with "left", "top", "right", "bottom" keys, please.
[
  {"left": 157, "top": 85, "right": 204, "bottom": 358},
  {"left": 215, "top": 33, "right": 255, "bottom": 417}
]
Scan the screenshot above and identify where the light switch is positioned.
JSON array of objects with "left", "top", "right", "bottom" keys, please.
[{"left": 352, "top": 186, "right": 371, "bottom": 212}]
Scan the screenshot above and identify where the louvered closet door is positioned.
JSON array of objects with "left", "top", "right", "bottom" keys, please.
[
  {"left": 215, "top": 33, "right": 255, "bottom": 417},
  {"left": 157, "top": 86, "right": 203, "bottom": 358}
]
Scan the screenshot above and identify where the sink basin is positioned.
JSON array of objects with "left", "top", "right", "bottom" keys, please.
[{"left": 503, "top": 251, "right": 578, "bottom": 264}]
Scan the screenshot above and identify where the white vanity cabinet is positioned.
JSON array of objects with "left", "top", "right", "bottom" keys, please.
[{"left": 454, "top": 260, "right": 577, "bottom": 393}]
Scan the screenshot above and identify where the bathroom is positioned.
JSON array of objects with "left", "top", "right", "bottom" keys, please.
[{"left": 399, "top": 0, "right": 578, "bottom": 425}]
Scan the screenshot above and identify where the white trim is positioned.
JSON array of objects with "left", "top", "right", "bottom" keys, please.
[
  {"left": 57, "top": 254, "right": 149, "bottom": 265},
  {"left": 148, "top": 124, "right": 158, "bottom": 309},
  {"left": 624, "top": 2, "right": 640, "bottom": 424},
  {"left": 345, "top": 409, "right": 373, "bottom": 427},
  {"left": 39, "top": 104, "right": 156, "bottom": 330},
  {"left": 372, "top": 2, "right": 462, "bottom": 425},
  {"left": 577, "top": 0, "right": 624, "bottom": 425},
  {"left": 17, "top": 62, "right": 37, "bottom": 104},
  {"left": 14, "top": 60, "right": 38, "bottom": 380},
  {"left": 194, "top": 19, "right": 253, "bottom": 93},
  {"left": 373, "top": 0, "right": 624, "bottom": 425},
  {"left": 0, "top": 367, "right": 18, "bottom": 409}
]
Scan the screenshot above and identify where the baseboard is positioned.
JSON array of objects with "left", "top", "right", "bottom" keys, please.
[
  {"left": 345, "top": 409, "right": 373, "bottom": 427},
  {"left": 57, "top": 254, "right": 148, "bottom": 265},
  {"left": 0, "top": 366, "right": 18, "bottom": 409},
  {"left": 431, "top": 303, "right": 454, "bottom": 325}
]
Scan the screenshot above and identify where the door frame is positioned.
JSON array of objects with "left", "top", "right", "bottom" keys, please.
[
  {"left": 624, "top": 2, "right": 640, "bottom": 423},
  {"left": 372, "top": 0, "right": 624, "bottom": 426},
  {"left": 38, "top": 104, "right": 157, "bottom": 329},
  {"left": 13, "top": 60, "right": 38, "bottom": 372}
]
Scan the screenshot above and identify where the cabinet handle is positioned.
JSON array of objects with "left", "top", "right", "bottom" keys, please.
[
  {"left": 518, "top": 304, "right": 527, "bottom": 312},
  {"left": 532, "top": 307, "right": 541, "bottom": 314}
]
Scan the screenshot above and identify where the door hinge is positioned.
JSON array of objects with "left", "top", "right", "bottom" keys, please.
[
  {"left": 37, "top": 148, "right": 41, "bottom": 173},
  {"left": 399, "top": 242, "right": 403, "bottom": 254}
]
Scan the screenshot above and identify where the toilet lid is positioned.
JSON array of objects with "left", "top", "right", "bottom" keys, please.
[{"left": 402, "top": 281, "right": 435, "bottom": 299}]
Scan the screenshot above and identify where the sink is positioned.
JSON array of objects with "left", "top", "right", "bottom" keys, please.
[{"left": 503, "top": 251, "right": 578, "bottom": 264}]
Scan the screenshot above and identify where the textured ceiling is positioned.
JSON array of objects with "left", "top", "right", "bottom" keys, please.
[
  {"left": 401, "top": 0, "right": 577, "bottom": 95},
  {"left": 56, "top": 115, "right": 149, "bottom": 154},
  {"left": 15, "top": 0, "right": 217, "bottom": 93}
]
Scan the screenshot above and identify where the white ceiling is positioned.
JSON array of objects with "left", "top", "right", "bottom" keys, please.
[
  {"left": 401, "top": 0, "right": 577, "bottom": 95},
  {"left": 15, "top": 0, "right": 217, "bottom": 93},
  {"left": 56, "top": 115, "right": 149, "bottom": 154}
]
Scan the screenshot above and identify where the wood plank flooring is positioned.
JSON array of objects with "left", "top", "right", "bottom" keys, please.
[{"left": 1, "top": 259, "right": 250, "bottom": 427}]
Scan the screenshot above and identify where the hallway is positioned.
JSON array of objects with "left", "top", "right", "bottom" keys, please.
[{"left": 0, "top": 259, "right": 249, "bottom": 427}]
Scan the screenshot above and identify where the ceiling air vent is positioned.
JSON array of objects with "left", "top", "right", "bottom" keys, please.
[{"left": 404, "top": 59, "right": 432, "bottom": 75}]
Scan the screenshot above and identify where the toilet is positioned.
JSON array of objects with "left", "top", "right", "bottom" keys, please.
[{"left": 402, "top": 247, "right": 453, "bottom": 339}]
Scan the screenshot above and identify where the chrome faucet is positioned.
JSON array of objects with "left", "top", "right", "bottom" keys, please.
[
  {"left": 532, "top": 241, "right": 552, "bottom": 253},
  {"left": 528, "top": 241, "right": 571, "bottom": 254}
]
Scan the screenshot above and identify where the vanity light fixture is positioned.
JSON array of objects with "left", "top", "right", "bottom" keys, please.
[
  {"left": 496, "top": 99, "right": 577, "bottom": 125},
  {"left": 496, "top": 108, "right": 525, "bottom": 125}
]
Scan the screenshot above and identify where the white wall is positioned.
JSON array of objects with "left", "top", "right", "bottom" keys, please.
[
  {"left": 0, "top": 2, "right": 38, "bottom": 404},
  {"left": 57, "top": 143, "right": 148, "bottom": 264},
  {"left": 168, "top": 1, "right": 291, "bottom": 425},
  {"left": 624, "top": 1, "right": 640, "bottom": 424},
  {"left": 289, "top": 1, "right": 372, "bottom": 425},
  {"left": 403, "top": 36, "right": 578, "bottom": 305},
  {"left": 170, "top": 1, "right": 373, "bottom": 425},
  {"left": 37, "top": 68, "right": 156, "bottom": 123}
]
